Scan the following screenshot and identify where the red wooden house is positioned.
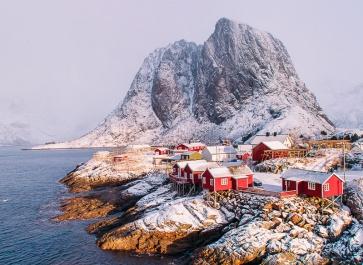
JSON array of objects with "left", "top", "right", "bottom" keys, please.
[
  {"left": 281, "top": 168, "right": 344, "bottom": 199},
  {"left": 201, "top": 165, "right": 254, "bottom": 192},
  {"left": 202, "top": 167, "right": 233, "bottom": 192},
  {"left": 252, "top": 141, "right": 288, "bottom": 162},
  {"left": 184, "top": 161, "right": 217, "bottom": 185},
  {"left": 154, "top": 147, "right": 170, "bottom": 155},
  {"left": 176, "top": 142, "right": 206, "bottom": 152},
  {"left": 171, "top": 160, "right": 206, "bottom": 183},
  {"left": 228, "top": 164, "right": 254, "bottom": 188}
]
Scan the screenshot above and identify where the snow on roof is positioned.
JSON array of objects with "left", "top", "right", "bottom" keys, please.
[
  {"left": 179, "top": 142, "right": 206, "bottom": 148},
  {"left": 188, "top": 161, "right": 218, "bottom": 172},
  {"left": 249, "top": 134, "right": 291, "bottom": 145},
  {"left": 176, "top": 160, "right": 205, "bottom": 169},
  {"left": 262, "top": 141, "right": 288, "bottom": 150},
  {"left": 281, "top": 168, "right": 344, "bottom": 184},
  {"left": 207, "top": 167, "right": 232, "bottom": 178},
  {"left": 237, "top": 145, "right": 253, "bottom": 152},
  {"left": 155, "top": 147, "right": 168, "bottom": 151},
  {"left": 204, "top": 145, "right": 237, "bottom": 155}
]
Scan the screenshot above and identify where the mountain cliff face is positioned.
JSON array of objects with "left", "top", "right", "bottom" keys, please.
[{"left": 43, "top": 18, "right": 334, "bottom": 148}]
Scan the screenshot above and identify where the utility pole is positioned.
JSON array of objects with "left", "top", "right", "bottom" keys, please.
[{"left": 343, "top": 143, "right": 346, "bottom": 181}]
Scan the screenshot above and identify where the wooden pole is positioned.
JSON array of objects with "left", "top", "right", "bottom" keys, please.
[{"left": 343, "top": 143, "right": 346, "bottom": 182}]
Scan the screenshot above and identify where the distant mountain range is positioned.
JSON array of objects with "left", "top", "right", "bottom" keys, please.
[{"left": 35, "top": 18, "right": 335, "bottom": 149}]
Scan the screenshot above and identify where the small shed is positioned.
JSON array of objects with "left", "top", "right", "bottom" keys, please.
[
  {"left": 281, "top": 168, "right": 344, "bottom": 198},
  {"left": 202, "top": 167, "right": 233, "bottom": 192},
  {"left": 229, "top": 164, "right": 254, "bottom": 189},
  {"left": 113, "top": 155, "right": 128, "bottom": 163},
  {"left": 154, "top": 147, "right": 170, "bottom": 155},
  {"left": 252, "top": 141, "right": 288, "bottom": 162},
  {"left": 172, "top": 160, "right": 206, "bottom": 179},
  {"left": 176, "top": 142, "right": 206, "bottom": 152},
  {"left": 180, "top": 151, "right": 203, "bottom": 161}
]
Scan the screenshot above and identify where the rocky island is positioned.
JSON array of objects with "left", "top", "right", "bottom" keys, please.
[
  {"left": 48, "top": 18, "right": 363, "bottom": 264},
  {"left": 54, "top": 145, "right": 363, "bottom": 265}
]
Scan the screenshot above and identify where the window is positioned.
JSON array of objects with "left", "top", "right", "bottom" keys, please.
[
  {"left": 221, "top": 178, "right": 228, "bottom": 185},
  {"left": 202, "top": 177, "right": 206, "bottom": 184},
  {"left": 184, "top": 172, "right": 187, "bottom": 178},
  {"left": 285, "top": 180, "right": 289, "bottom": 188},
  {"left": 178, "top": 168, "right": 181, "bottom": 177},
  {"left": 210, "top": 179, "right": 214, "bottom": 186},
  {"left": 323, "top": 183, "right": 330, "bottom": 191},
  {"left": 308, "top": 182, "right": 315, "bottom": 190}
]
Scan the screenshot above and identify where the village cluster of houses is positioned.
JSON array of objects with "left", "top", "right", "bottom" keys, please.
[{"left": 152, "top": 134, "right": 346, "bottom": 199}]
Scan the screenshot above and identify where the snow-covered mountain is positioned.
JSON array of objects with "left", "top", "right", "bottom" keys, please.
[{"left": 39, "top": 18, "right": 334, "bottom": 148}]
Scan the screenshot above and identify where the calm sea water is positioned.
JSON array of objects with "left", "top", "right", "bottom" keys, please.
[{"left": 0, "top": 147, "right": 175, "bottom": 265}]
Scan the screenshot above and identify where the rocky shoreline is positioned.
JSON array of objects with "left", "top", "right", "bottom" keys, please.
[{"left": 55, "top": 152, "right": 363, "bottom": 264}]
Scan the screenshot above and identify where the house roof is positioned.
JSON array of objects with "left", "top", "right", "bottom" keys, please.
[
  {"left": 204, "top": 145, "right": 237, "bottom": 155},
  {"left": 155, "top": 147, "right": 168, "bottom": 151},
  {"left": 237, "top": 145, "right": 253, "bottom": 152},
  {"left": 179, "top": 142, "right": 206, "bottom": 148},
  {"left": 207, "top": 167, "right": 232, "bottom": 178},
  {"left": 261, "top": 141, "right": 288, "bottom": 150},
  {"left": 249, "top": 134, "right": 291, "bottom": 145},
  {"left": 176, "top": 160, "right": 205, "bottom": 169},
  {"left": 281, "top": 168, "right": 344, "bottom": 184},
  {"left": 187, "top": 161, "right": 218, "bottom": 172}
]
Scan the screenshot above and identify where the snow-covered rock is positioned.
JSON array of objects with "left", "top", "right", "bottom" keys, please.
[
  {"left": 37, "top": 18, "right": 334, "bottom": 149},
  {"left": 344, "top": 178, "right": 363, "bottom": 222},
  {"left": 323, "top": 221, "right": 363, "bottom": 264},
  {"left": 97, "top": 195, "right": 234, "bottom": 254},
  {"left": 60, "top": 149, "right": 155, "bottom": 192}
]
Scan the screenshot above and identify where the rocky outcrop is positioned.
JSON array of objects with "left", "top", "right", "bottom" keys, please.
[
  {"left": 323, "top": 221, "right": 363, "bottom": 264},
  {"left": 193, "top": 196, "right": 351, "bottom": 265},
  {"left": 55, "top": 172, "right": 167, "bottom": 221},
  {"left": 344, "top": 178, "right": 363, "bottom": 222},
  {"left": 55, "top": 154, "right": 363, "bottom": 264},
  {"left": 97, "top": 196, "right": 234, "bottom": 254},
  {"left": 38, "top": 18, "right": 334, "bottom": 149},
  {"left": 60, "top": 149, "right": 154, "bottom": 192}
]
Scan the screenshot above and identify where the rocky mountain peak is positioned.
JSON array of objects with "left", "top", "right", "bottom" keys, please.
[{"left": 41, "top": 18, "right": 335, "bottom": 148}]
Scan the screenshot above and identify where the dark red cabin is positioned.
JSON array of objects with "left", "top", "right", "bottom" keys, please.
[
  {"left": 281, "top": 168, "right": 344, "bottom": 198},
  {"left": 176, "top": 142, "right": 205, "bottom": 152},
  {"left": 252, "top": 141, "right": 288, "bottom": 162}
]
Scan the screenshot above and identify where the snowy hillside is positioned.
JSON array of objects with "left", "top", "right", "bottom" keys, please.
[{"left": 37, "top": 18, "right": 334, "bottom": 149}]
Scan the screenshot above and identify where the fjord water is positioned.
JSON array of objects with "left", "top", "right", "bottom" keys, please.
[{"left": 0, "top": 147, "right": 173, "bottom": 265}]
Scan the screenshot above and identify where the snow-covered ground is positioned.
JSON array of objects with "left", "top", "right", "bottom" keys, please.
[{"left": 254, "top": 172, "right": 282, "bottom": 192}]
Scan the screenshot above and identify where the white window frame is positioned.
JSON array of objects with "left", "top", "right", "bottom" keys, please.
[
  {"left": 308, "top": 182, "right": 316, "bottom": 190},
  {"left": 178, "top": 168, "right": 181, "bottom": 177},
  {"left": 323, "top": 183, "right": 330, "bottom": 191},
  {"left": 202, "top": 177, "right": 206, "bottom": 184},
  {"left": 210, "top": 179, "right": 213, "bottom": 186},
  {"left": 184, "top": 172, "right": 187, "bottom": 178},
  {"left": 221, "top": 178, "right": 228, "bottom": 186}
]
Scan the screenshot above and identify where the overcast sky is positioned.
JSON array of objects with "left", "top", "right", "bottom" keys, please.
[{"left": 0, "top": 0, "right": 362, "bottom": 141}]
